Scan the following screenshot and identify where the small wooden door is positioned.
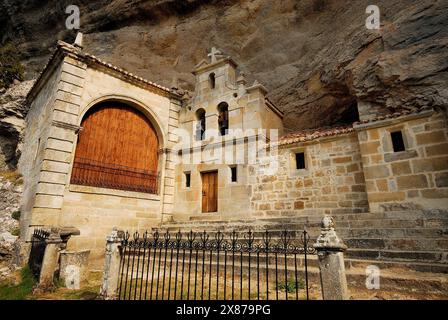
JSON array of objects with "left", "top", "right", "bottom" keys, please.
[{"left": 201, "top": 171, "right": 218, "bottom": 213}]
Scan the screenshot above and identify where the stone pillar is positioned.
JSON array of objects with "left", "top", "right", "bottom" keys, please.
[
  {"left": 313, "top": 216, "right": 349, "bottom": 300},
  {"left": 100, "top": 228, "right": 123, "bottom": 300},
  {"left": 59, "top": 249, "right": 90, "bottom": 289},
  {"left": 38, "top": 228, "right": 63, "bottom": 289}
]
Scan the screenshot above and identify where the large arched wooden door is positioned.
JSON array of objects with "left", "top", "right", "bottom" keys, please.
[{"left": 70, "top": 102, "right": 159, "bottom": 193}]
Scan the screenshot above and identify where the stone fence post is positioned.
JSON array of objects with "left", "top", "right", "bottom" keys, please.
[
  {"left": 37, "top": 228, "right": 63, "bottom": 290},
  {"left": 100, "top": 228, "right": 123, "bottom": 300},
  {"left": 313, "top": 216, "right": 349, "bottom": 300}
]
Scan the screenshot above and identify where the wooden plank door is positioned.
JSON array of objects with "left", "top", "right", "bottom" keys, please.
[
  {"left": 70, "top": 103, "right": 159, "bottom": 193},
  {"left": 201, "top": 171, "right": 218, "bottom": 213}
]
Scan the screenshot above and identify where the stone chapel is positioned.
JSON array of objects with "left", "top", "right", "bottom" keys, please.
[{"left": 18, "top": 35, "right": 448, "bottom": 269}]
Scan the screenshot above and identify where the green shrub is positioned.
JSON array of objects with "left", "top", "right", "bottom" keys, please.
[
  {"left": 53, "top": 276, "right": 65, "bottom": 289},
  {"left": 0, "top": 170, "right": 23, "bottom": 184},
  {"left": 11, "top": 228, "right": 20, "bottom": 236},
  {"left": 277, "top": 279, "right": 305, "bottom": 293},
  {"left": 11, "top": 210, "right": 20, "bottom": 221},
  {"left": 0, "top": 266, "right": 36, "bottom": 300},
  {"left": 0, "top": 42, "right": 25, "bottom": 89}
]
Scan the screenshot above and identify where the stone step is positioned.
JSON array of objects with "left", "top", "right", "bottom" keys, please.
[
  {"left": 155, "top": 228, "right": 448, "bottom": 252},
  {"left": 341, "top": 219, "right": 448, "bottom": 229},
  {"left": 181, "top": 209, "right": 448, "bottom": 224},
  {"left": 139, "top": 230, "right": 448, "bottom": 268},
  {"left": 156, "top": 227, "right": 448, "bottom": 248},
  {"left": 346, "top": 248, "right": 447, "bottom": 264},
  {"left": 344, "top": 267, "right": 448, "bottom": 295},
  {"left": 156, "top": 212, "right": 448, "bottom": 270},
  {"left": 345, "top": 257, "right": 448, "bottom": 274},
  {"left": 335, "top": 227, "right": 448, "bottom": 239},
  {"left": 333, "top": 210, "right": 448, "bottom": 221},
  {"left": 344, "top": 238, "right": 448, "bottom": 251},
  {"left": 164, "top": 216, "right": 448, "bottom": 230},
  {"left": 160, "top": 225, "right": 448, "bottom": 238}
]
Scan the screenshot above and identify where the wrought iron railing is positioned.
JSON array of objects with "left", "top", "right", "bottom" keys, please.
[
  {"left": 28, "top": 228, "right": 50, "bottom": 279},
  {"left": 71, "top": 157, "right": 158, "bottom": 194},
  {"left": 117, "top": 230, "right": 316, "bottom": 300}
]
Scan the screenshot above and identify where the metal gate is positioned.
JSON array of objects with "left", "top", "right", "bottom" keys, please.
[
  {"left": 28, "top": 228, "right": 50, "bottom": 279},
  {"left": 117, "top": 229, "right": 316, "bottom": 300}
]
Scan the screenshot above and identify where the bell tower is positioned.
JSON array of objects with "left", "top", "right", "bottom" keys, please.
[
  {"left": 179, "top": 47, "right": 283, "bottom": 142},
  {"left": 191, "top": 47, "right": 238, "bottom": 102}
]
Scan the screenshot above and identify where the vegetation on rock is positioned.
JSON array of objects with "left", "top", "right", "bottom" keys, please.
[
  {"left": 0, "top": 42, "right": 24, "bottom": 90},
  {"left": 0, "top": 266, "right": 36, "bottom": 300},
  {"left": 11, "top": 210, "right": 20, "bottom": 221}
]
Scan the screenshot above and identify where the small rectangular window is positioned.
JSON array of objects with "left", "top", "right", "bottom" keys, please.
[
  {"left": 231, "top": 166, "right": 237, "bottom": 182},
  {"left": 185, "top": 173, "right": 191, "bottom": 188},
  {"left": 391, "top": 131, "right": 405, "bottom": 152},
  {"left": 295, "top": 152, "right": 306, "bottom": 170}
]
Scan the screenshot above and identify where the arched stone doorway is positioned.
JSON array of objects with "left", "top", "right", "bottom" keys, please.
[{"left": 70, "top": 101, "right": 160, "bottom": 193}]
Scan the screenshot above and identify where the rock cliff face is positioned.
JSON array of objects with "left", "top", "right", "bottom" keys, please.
[
  {"left": 0, "top": 174, "right": 22, "bottom": 279},
  {"left": 0, "top": 0, "right": 447, "bottom": 158},
  {"left": 0, "top": 81, "right": 34, "bottom": 171}
]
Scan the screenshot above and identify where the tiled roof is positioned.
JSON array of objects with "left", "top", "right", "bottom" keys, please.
[
  {"left": 26, "top": 41, "right": 178, "bottom": 104},
  {"left": 278, "top": 124, "right": 354, "bottom": 146},
  {"left": 80, "top": 47, "right": 173, "bottom": 94}
]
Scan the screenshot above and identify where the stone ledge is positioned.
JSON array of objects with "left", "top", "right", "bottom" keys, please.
[
  {"left": 354, "top": 109, "right": 434, "bottom": 131},
  {"left": 68, "top": 184, "right": 161, "bottom": 201},
  {"left": 384, "top": 150, "right": 418, "bottom": 163}
]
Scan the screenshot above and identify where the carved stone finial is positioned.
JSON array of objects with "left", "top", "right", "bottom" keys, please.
[
  {"left": 314, "top": 215, "right": 347, "bottom": 252},
  {"left": 321, "top": 215, "right": 335, "bottom": 230},
  {"left": 171, "top": 76, "right": 179, "bottom": 90},
  {"left": 237, "top": 72, "right": 246, "bottom": 85},
  {"left": 74, "top": 32, "right": 83, "bottom": 49},
  {"left": 106, "top": 228, "right": 118, "bottom": 241}
]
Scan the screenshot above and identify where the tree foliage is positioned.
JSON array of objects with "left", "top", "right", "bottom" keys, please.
[{"left": 0, "top": 42, "right": 24, "bottom": 89}]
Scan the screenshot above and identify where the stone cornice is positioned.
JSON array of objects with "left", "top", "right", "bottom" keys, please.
[
  {"left": 178, "top": 133, "right": 271, "bottom": 154},
  {"left": 353, "top": 109, "right": 434, "bottom": 131},
  {"left": 52, "top": 120, "right": 81, "bottom": 132},
  {"left": 192, "top": 57, "right": 238, "bottom": 75},
  {"left": 25, "top": 49, "right": 65, "bottom": 105},
  {"left": 265, "top": 97, "right": 284, "bottom": 118},
  {"left": 278, "top": 124, "right": 355, "bottom": 147}
]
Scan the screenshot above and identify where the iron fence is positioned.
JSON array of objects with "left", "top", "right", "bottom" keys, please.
[
  {"left": 71, "top": 157, "right": 158, "bottom": 194},
  {"left": 117, "top": 229, "right": 316, "bottom": 300},
  {"left": 28, "top": 228, "right": 50, "bottom": 279}
]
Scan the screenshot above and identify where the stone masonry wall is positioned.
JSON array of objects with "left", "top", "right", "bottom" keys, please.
[
  {"left": 18, "top": 59, "right": 63, "bottom": 239},
  {"left": 356, "top": 111, "right": 448, "bottom": 212},
  {"left": 18, "top": 44, "right": 179, "bottom": 268},
  {"left": 249, "top": 132, "right": 368, "bottom": 217},
  {"left": 57, "top": 62, "right": 177, "bottom": 268},
  {"left": 60, "top": 186, "right": 161, "bottom": 269}
]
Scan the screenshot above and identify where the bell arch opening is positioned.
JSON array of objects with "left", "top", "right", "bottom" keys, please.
[
  {"left": 217, "top": 102, "right": 229, "bottom": 136},
  {"left": 195, "top": 108, "right": 206, "bottom": 141},
  {"left": 70, "top": 101, "right": 160, "bottom": 194}
]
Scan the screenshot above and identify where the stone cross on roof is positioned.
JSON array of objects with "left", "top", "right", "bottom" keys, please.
[{"left": 208, "top": 47, "right": 222, "bottom": 63}]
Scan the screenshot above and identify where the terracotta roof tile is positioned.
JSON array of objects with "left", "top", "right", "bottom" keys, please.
[
  {"left": 26, "top": 41, "right": 178, "bottom": 104},
  {"left": 278, "top": 124, "right": 354, "bottom": 146}
]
